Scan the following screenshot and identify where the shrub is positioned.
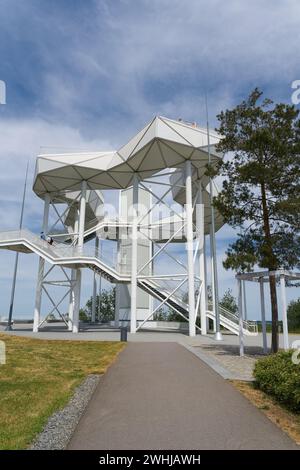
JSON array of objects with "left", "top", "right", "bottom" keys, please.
[
  {"left": 288, "top": 298, "right": 300, "bottom": 330},
  {"left": 253, "top": 351, "right": 300, "bottom": 412},
  {"left": 80, "top": 288, "right": 116, "bottom": 322}
]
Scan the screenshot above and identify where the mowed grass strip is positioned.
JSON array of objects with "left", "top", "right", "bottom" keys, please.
[
  {"left": 232, "top": 380, "right": 300, "bottom": 445},
  {"left": 0, "top": 333, "right": 125, "bottom": 450}
]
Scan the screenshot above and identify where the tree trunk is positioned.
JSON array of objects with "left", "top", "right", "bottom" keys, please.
[{"left": 261, "top": 182, "right": 279, "bottom": 353}]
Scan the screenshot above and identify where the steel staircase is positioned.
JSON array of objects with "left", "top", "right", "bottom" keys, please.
[{"left": 0, "top": 229, "right": 257, "bottom": 336}]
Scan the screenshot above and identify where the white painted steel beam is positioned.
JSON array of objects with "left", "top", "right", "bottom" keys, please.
[
  {"left": 72, "top": 269, "right": 81, "bottom": 333},
  {"left": 78, "top": 180, "right": 87, "bottom": 249},
  {"left": 197, "top": 181, "right": 207, "bottom": 335},
  {"left": 130, "top": 174, "right": 139, "bottom": 333},
  {"left": 91, "top": 236, "right": 99, "bottom": 322},
  {"left": 185, "top": 160, "right": 196, "bottom": 337},
  {"left": 33, "top": 193, "right": 50, "bottom": 332}
]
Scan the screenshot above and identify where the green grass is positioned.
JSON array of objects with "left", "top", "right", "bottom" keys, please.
[{"left": 0, "top": 333, "right": 125, "bottom": 450}]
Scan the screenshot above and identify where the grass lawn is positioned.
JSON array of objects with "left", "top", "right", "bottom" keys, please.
[
  {"left": 0, "top": 333, "right": 125, "bottom": 450},
  {"left": 232, "top": 380, "right": 300, "bottom": 445}
]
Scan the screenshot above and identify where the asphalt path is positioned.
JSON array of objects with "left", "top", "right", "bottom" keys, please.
[{"left": 68, "top": 342, "right": 298, "bottom": 450}]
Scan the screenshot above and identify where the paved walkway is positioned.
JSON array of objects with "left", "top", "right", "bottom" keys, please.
[{"left": 67, "top": 343, "right": 298, "bottom": 450}]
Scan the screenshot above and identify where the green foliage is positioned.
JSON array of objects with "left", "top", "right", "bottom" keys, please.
[
  {"left": 80, "top": 287, "right": 116, "bottom": 322},
  {"left": 287, "top": 298, "right": 300, "bottom": 330},
  {"left": 219, "top": 288, "right": 238, "bottom": 313},
  {"left": 153, "top": 291, "right": 189, "bottom": 322},
  {"left": 152, "top": 306, "right": 187, "bottom": 323},
  {"left": 152, "top": 307, "right": 169, "bottom": 321},
  {"left": 168, "top": 311, "right": 188, "bottom": 323},
  {"left": 257, "top": 321, "right": 282, "bottom": 333},
  {"left": 79, "top": 309, "right": 90, "bottom": 322},
  {"left": 213, "top": 88, "right": 300, "bottom": 352},
  {"left": 254, "top": 351, "right": 300, "bottom": 412},
  {"left": 214, "top": 88, "right": 300, "bottom": 272}
]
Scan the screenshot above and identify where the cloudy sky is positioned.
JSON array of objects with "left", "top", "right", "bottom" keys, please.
[{"left": 0, "top": 0, "right": 299, "bottom": 320}]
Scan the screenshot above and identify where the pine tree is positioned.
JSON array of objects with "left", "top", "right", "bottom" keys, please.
[
  {"left": 220, "top": 289, "right": 238, "bottom": 314},
  {"left": 213, "top": 89, "right": 300, "bottom": 352}
]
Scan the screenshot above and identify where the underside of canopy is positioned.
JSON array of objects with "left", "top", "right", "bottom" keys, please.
[{"left": 33, "top": 116, "right": 222, "bottom": 197}]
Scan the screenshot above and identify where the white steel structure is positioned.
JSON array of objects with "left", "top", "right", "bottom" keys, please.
[
  {"left": 0, "top": 116, "right": 258, "bottom": 336},
  {"left": 236, "top": 270, "right": 300, "bottom": 356}
]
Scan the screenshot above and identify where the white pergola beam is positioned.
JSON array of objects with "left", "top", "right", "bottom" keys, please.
[
  {"left": 280, "top": 274, "right": 289, "bottom": 350},
  {"left": 259, "top": 277, "right": 268, "bottom": 354},
  {"left": 238, "top": 278, "right": 244, "bottom": 356}
]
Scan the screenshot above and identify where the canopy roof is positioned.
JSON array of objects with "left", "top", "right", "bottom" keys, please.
[{"left": 33, "top": 116, "right": 222, "bottom": 198}]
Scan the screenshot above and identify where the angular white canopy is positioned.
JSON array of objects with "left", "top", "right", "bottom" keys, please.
[{"left": 33, "top": 116, "right": 222, "bottom": 198}]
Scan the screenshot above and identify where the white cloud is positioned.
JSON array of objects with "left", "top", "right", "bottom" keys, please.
[
  {"left": 0, "top": 117, "right": 112, "bottom": 228},
  {"left": 1, "top": 0, "right": 300, "bottom": 320},
  {"left": 2, "top": 0, "right": 299, "bottom": 134}
]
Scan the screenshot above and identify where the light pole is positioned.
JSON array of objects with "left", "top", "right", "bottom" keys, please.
[
  {"left": 205, "top": 95, "right": 223, "bottom": 341},
  {"left": 6, "top": 161, "right": 29, "bottom": 331}
]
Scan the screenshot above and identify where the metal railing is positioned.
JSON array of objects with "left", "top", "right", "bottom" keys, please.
[
  {"left": 0, "top": 229, "right": 258, "bottom": 335},
  {"left": 208, "top": 301, "right": 258, "bottom": 334},
  {"left": 0, "top": 229, "right": 130, "bottom": 276},
  {"left": 140, "top": 277, "right": 189, "bottom": 311}
]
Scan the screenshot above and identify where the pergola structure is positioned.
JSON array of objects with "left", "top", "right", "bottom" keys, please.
[
  {"left": 236, "top": 270, "right": 300, "bottom": 356},
  {"left": 0, "top": 116, "right": 258, "bottom": 338}
]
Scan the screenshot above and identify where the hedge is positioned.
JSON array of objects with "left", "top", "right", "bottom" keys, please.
[{"left": 253, "top": 351, "right": 300, "bottom": 412}]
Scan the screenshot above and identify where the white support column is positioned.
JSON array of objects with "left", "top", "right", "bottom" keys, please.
[
  {"left": 210, "top": 225, "right": 216, "bottom": 333},
  {"left": 210, "top": 211, "right": 222, "bottom": 341},
  {"left": 71, "top": 181, "right": 85, "bottom": 333},
  {"left": 115, "top": 284, "right": 120, "bottom": 328},
  {"left": 114, "top": 232, "right": 121, "bottom": 327},
  {"left": 70, "top": 186, "right": 85, "bottom": 334},
  {"left": 91, "top": 271, "right": 97, "bottom": 323},
  {"left": 197, "top": 181, "right": 207, "bottom": 335},
  {"left": 242, "top": 280, "right": 248, "bottom": 321},
  {"left": 68, "top": 208, "right": 79, "bottom": 331},
  {"left": 185, "top": 160, "right": 196, "bottom": 337},
  {"left": 205, "top": 103, "right": 222, "bottom": 341},
  {"left": 130, "top": 174, "right": 139, "bottom": 333},
  {"left": 33, "top": 259, "right": 45, "bottom": 333},
  {"left": 259, "top": 277, "right": 268, "bottom": 354},
  {"left": 203, "top": 235, "right": 210, "bottom": 332},
  {"left": 72, "top": 269, "right": 81, "bottom": 333},
  {"left": 238, "top": 278, "right": 244, "bottom": 356},
  {"left": 98, "top": 273, "right": 102, "bottom": 320},
  {"left": 68, "top": 270, "right": 75, "bottom": 331},
  {"left": 33, "top": 193, "right": 50, "bottom": 332},
  {"left": 91, "top": 236, "right": 99, "bottom": 322},
  {"left": 78, "top": 180, "right": 87, "bottom": 250},
  {"left": 280, "top": 274, "right": 289, "bottom": 350}
]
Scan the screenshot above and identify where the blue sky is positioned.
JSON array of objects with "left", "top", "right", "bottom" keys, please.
[{"left": 0, "top": 0, "right": 299, "bottom": 320}]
